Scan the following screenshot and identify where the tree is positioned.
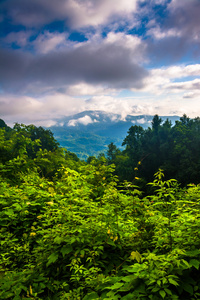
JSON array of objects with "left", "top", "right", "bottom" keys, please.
[
  {"left": 0, "top": 119, "right": 8, "bottom": 129},
  {"left": 107, "top": 142, "right": 120, "bottom": 162},
  {"left": 122, "top": 125, "right": 144, "bottom": 160},
  {"left": 151, "top": 114, "right": 162, "bottom": 132},
  {"left": 13, "top": 123, "right": 59, "bottom": 158}
]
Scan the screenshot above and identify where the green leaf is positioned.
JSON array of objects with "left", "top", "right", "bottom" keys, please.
[
  {"left": 70, "top": 237, "right": 76, "bottom": 244},
  {"left": 60, "top": 246, "right": 73, "bottom": 256},
  {"left": 47, "top": 253, "right": 59, "bottom": 266},
  {"left": 130, "top": 251, "right": 142, "bottom": 262},
  {"left": 189, "top": 259, "right": 200, "bottom": 270},
  {"left": 83, "top": 292, "right": 100, "bottom": 300},
  {"left": 12, "top": 203, "right": 22, "bottom": 211},
  {"left": 159, "top": 290, "right": 166, "bottom": 299},
  {"left": 185, "top": 249, "right": 200, "bottom": 257},
  {"left": 121, "top": 275, "right": 135, "bottom": 283},
  {"left": 183, "top": 283, "right": 193, "bottom": 295},
  {"left": 121, "top": 293, "right": 136, "bottom": 300},
  {"left": 168, "top": 278, "right": 179, "bottom": 286},
  {"left": 164, "top": 288, "right": 172, "bottom": 295},
  {"left": 13, "top": 296, "right": 22, "bottom": 300},
  {"left": 80, "top": 250, "right": 85, "bottom": 256},
  {"left": 106, "top": 290, "right": 121, "bottom": 299},
  {"left": 4, "top": 208, "right": 14, "bottom": 216},
  {"left": 181, "top": 259, "right": 190, "bottom": 268},
  {"left": 54, "top": 236, "right": 63, "bottom": 244},
  {"left": 109, "top": 282, "right": 124, "bottom": 290}
]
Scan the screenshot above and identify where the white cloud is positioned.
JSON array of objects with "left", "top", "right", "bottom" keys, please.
[
  {"left": 84, "top": 95, "right": 152, "bottom": 120},
  {"left": 0, "top": 95, "right": 42, "bottom": 116},
  {"left": 183, "top": 91, "right": 200, "bottom": 99},
  {"left": 68, "top": 115, "right": 94, "bottom": 126},
  {"left": 147, "top": 27, "right": 181, "bottom": 40},
  {"left": 67, "top": 82, "right": 117, "bottom": 96},
  {"left": 136, "top": 118, "right": 146, "bottom": 124},
  {"left": 57, "top": 0, "right": 138, "bottom": 29},
  {"left": 67, "top": 119, "right": 77, "bottom": 126},
  {"left": 0, "top": 92, "right": 85, "bottom": 126},
  {"left": 104, "top": 32, "right": 146, "bottom": 63},
  {"left": 137, "top": 64, "right": 200, "bottom": 95},
  {"left": 2, "top": 88, "right": 200, "bottom": 128},
  {"left": 162, "top": 64, "right": 200, "bottom": 78},
  {"left": 33, "top": 31, "right": 67, "bottom": 54},
  {"left": 166, "top": 78, "right": 200, "bottom": 92}
]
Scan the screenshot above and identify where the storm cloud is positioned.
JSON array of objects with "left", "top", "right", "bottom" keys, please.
[
  {"left": 1, "top": 0, "right": 138, "bottom": 29},
  {"left": 0, "top": 32, "right": 148, "bottom": 94},
  {"left": 145, "top": 0, "right": 200, "bottom": 61}
]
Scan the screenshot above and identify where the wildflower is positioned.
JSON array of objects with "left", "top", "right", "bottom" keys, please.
[
  {"left": 47, "top": 201, "right": 54, "bottom": 205},
  {"left": 30, "top": 232, "right": 36, "bottom": 237}
]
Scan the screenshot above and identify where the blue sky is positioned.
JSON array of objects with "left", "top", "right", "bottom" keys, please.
[{"left": 1, "top": 0, "right": 200, "bottom": 126}]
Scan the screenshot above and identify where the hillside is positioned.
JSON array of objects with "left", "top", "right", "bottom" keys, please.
[{"left": 49, "top": 111, "right": 179, "bottom": 159}]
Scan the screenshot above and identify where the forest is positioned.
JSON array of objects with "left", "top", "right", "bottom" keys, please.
[{"left": 1, "top": 115, "right": 200, "bottom": 299}]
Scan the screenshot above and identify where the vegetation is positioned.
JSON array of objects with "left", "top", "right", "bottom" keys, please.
[
  {"left": 107, "top": 114, "right": 200, "bottom": 186},
  {"left": 0, "top": 117, "right": 200, "bottom": 299}
]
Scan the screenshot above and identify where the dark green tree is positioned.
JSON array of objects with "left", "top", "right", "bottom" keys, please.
[
  {"left": 107, "top": 142, "right": 121, "bottom": 163},
  {"left": 151, "top": 114, "right": 162, "bottom": 132}
]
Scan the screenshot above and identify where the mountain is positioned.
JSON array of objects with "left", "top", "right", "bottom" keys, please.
[{"left": 48, "top": 110, "right": 180, "bottom": 160}]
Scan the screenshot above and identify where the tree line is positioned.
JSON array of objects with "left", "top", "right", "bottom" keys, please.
[
  {"left": 1, "top": 114, "right": 200, "bottom": 187},
  {"left": 105, "top": 114, "right": 200, "bottom": 187}
]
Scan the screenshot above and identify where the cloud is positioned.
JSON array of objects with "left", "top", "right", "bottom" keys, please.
[
  {"left": 0, "top": 32, "right": 148, "bottom": 94},
  {"left": 166, "top": 79, "right": 200, "bottom": 92},
  {"left": 0, "top": 95, "right": 42, "bottom": 117},
  {"left": 3, "top": 30, "right": 33, "bottom": 47},
  {"left": 33, "top": 31, "right": 68, "bottom": 54},
  {"left": 3, "top": 0, "right": 138, "bottom": 29},
  {"left": 68, "top": 115, "right": 95, "bottom": 126},
  {"left": 147, "top": 27, "right": 181, "bottom": 40},
  {"left": 0, "top": 92, "right": 85, "bottom": 126},
  {"left": 2, "top": 88, "right": 200, "bottom": 128},
  {"left": 2, "top": 0, "right": 200, "bottom": 127},
  {"left": 67, "top": 82, "right": 117, "bottom": 96},
  {"left": 84, "top": 96, "right": 153, "bottom": 120},
  {"left": 183, "top": 91, "right": 200, "bottom": 99},
  {"left": 135, "top": 118, "right": 148, "bottom": 124},
  {"left": 167, "top": 0, "right": 200, "bottom": 43},
  {"left": 136, "top": 64, "right": 200, "bottom": 95},
  {"left": 2, "top": 0, "right": 63, "bottom": 28},
  {"left": 64, "top": 0, "right": 138, "bottom": 29},
  {"left": 145, "top": 0, "right": 200, "bottom": 61},
  {"left": 0, "top": 48, "right": 33, "bottom": 93}
]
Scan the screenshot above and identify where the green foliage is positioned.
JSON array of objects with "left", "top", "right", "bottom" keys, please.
[
  {"left": 109, "top": 114, "right": 200, "bottom": 186},
  {"left": 1, "top": 118, "right": 200, "bottom": 299}
]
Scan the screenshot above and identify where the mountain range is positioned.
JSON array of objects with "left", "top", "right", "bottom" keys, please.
[{"left": 48, "top": 110, "right": 180, "bottom": 160}]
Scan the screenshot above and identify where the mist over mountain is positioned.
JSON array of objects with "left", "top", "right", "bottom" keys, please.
[{"left": 48, "top": 111, "right": 179, "bottom": 160}]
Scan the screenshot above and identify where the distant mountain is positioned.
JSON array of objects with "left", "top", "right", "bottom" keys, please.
[{"left": 48, "top": 110, "right": 180, "bottom": 160}]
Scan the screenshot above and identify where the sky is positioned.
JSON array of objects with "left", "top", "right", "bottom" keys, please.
[{"left": 1, "top": 0, "right": 200, "bottom": 127}]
